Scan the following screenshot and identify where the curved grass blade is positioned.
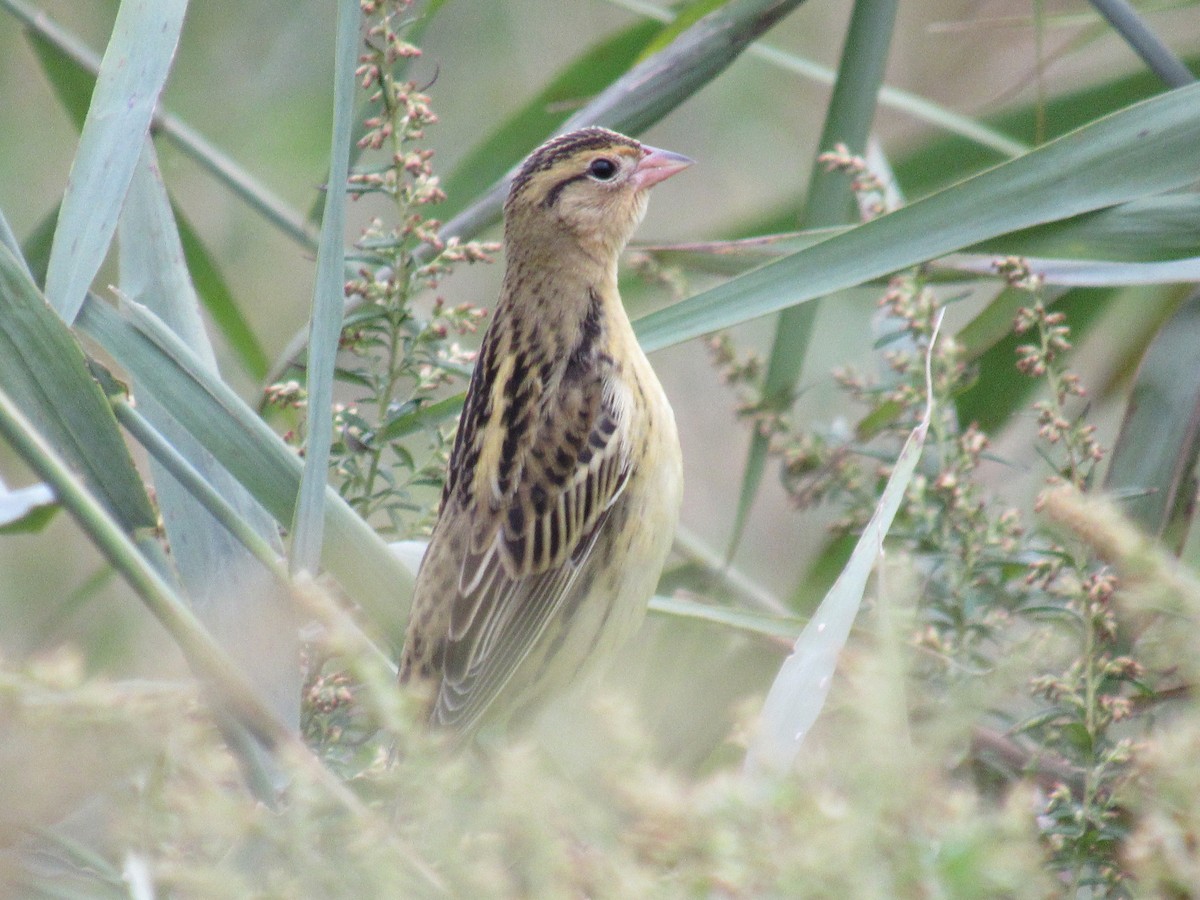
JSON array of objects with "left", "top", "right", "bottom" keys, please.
[
  {"left": 744, "top": 312, "right": 941, "bottom": 776},
  {"left": 76, "top": 294, "right": 415, "bottom": 641},
  {"left": 1104, "top": 288, "right": 1200, "bottom": 553},
  {"left": 635, "top": 82, "right": 1200, "bottom": 352},
  {"left": 42, "top": 0, "right": 188, "bottom": 323}
]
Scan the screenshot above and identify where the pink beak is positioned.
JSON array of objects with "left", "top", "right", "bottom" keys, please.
[{"left": 631, "top": 144, "right": 694, "bottom": 190}]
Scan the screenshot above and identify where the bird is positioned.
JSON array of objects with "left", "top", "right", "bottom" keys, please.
[{"left": 398, "top": 127, "right": 691, "bottom": 736}]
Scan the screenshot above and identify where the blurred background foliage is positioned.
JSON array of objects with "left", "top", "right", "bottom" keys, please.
[{"left": 1, "top": 0, "right": 1199, "bottom": 895}]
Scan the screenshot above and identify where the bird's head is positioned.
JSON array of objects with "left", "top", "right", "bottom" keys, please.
[{"left": 504, "top": 127, "right": 693, "bottom": 262}]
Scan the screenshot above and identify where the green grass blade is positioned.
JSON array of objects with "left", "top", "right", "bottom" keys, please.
[
  {"left": 0, "top": 240, "right": 156, "bottom": 534},
  {"left": 435, "top": 0, "right": 808, "bottom": 249},
  {"left": 437, "top": 16, "right": 664, "bottom": 219},
  {"left": 174, "top": 205, "right": 270, "bottom": 380},
  {"left": 1104, "top": 289, "right": 1200, "bottom": 553},
  {"left": 635, "top": 82, "right": 1200, "bottom": 352},
  {"left": 0, "top": 381, "right": 291, "bottom": 752},
  {"left": 0, "top": 479, "right": 57, "bottom": 534},
  {"left": 728, "top": 0, "right": 899, "bottom": 559},
  {"left": 118, "top": 142, "right": 300, "bottom": 730},
  {"left": 42, "top": 0, "right": 188, "bottom": 323},
  {"left": 6, "top": 0, "right": 318, "bottom": 252},
  {"left": 291, "top": 0, "right": 359, "bottom": 579},
  {"left": 744, "top": 314, "right": 939, "bottom": 776},
  {"left": 609, "top": 0, "right": 1029, "bottom": 157},
  {"left": 75, "top": 295, "right": 414, "bottom": 642},
  {"left": 966, "top": 194, "right": 1200, "bottom": 263}
]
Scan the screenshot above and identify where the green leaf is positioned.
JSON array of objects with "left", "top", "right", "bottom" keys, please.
[
  {"left": 43, "top": 0, "right": 189, "bottom": 323},
  {"left": 76, "top": 294, "right": 415, "bottom": 643},
  {"left": 175, "top": 207, "right": 269, "bottom": 380},
  {"left": 0, "top": 238, "right": 157, "bottom": 534},
  {"left": 1104, "top": 288, "right": 1200, "bottom": 553},
  {"left": 119, "top": 142, "right": 300, "bottom": 732},
  {"left": 635, "top": 82, "right": 1200, "bottom": 352},
  {"left": 291, "top": 0, "right": 360, "bottom": 578},
  {"left": 966, "top": 194, "right": 1200, "bottom": 263},
  {"left": 731, "top": 0, "right": 899, "bottom": 560},
  {"left": 377, "top": 393, "right": 465, "bottom": 443},
  {"left": 0, "top": 479, "right": 57, "bottom": 534},
  {"left": 745, "top": 314, "right": 936, "bottom": 776},
  {"left": 893, "top": 54, "right": 1200, "bottom": 200}
]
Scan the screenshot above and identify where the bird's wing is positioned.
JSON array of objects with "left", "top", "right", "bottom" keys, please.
[{"left": 428, "top": 323, "right": 632, "bottom": 731}]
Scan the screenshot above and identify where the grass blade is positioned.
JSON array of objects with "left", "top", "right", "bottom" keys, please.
[
  {"left": 1104, "top": 288, "right": 1200, "bottom": 552},
  {"left": 744, "top": 312, "right": 940, "bottom": 776},
  {"left": 635, "top": 82, "right": 1200, "bottom": 352},
  {"left": 0, "top": 239, "right": 156, "bottom": 534},
  {"left": 76, "top": 295, "right": 415, "bottom": 642},
  {"left": 42, "top": 0, "right": 188, "bottom": 323},
  {"left": 729, "top": 0, "right": 899, "bottom": 559},
  {"left": 291, "top": 0, "right": 359, "bottom": 578},
  {"left": 5, "top": 0, "right": 318, "bottom": 251},
  {"left": 118, "top": 142, "right": 300, "bottom": 729}
]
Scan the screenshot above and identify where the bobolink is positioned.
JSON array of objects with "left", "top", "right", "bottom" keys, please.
[{"left": 399, "top": 127, "right": 690, "bottom": 735}]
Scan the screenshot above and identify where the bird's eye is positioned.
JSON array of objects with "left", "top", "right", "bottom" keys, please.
[{"left": 587, "top": 157, "right": 618, "bottom": 181}]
